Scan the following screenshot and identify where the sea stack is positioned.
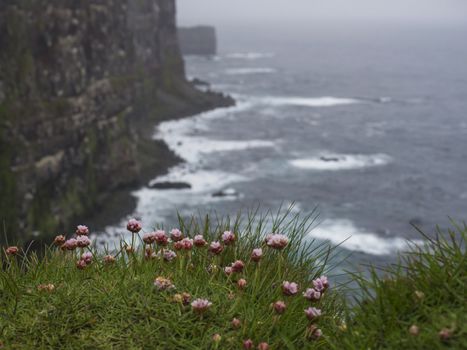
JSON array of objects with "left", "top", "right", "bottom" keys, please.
[{"left": 178, "top": 26, "right": 217, "bottom": 56}]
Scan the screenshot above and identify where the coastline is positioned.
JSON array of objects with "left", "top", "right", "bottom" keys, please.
[{"left": 83, "top": 82, "right": 235, "bottom": 234}]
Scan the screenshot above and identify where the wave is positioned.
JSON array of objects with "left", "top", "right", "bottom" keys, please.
[
  {"left": 225, "top": 68, "right": 277, "bottom": 75},
  {"left": 290, "top": 153, "right": 392, "bottom": 171},
  {"left": 309, "top": 219, "right": 420, "bottom": 255},
  {"left": 260, "top": 96, "right": 362, "bottom": 107},
  {"left": 225, "top": 52, "right": 275, "bottom": 60}
]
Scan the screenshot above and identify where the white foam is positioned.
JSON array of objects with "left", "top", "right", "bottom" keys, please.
[
  {"left": 309, "top": 219, "right": 419, "bottom": 255},
  {"left": 225, "top": 68, "right": 277, "bottom": 75},
  {"left": 225, "top": 52, "right": 275, "bottom": 60},
  {"left": 290, "top": 153, "right": 391, "bottom": 171},
  {"left": 261, "top": 96, "right": 361, "bottom": 107}
]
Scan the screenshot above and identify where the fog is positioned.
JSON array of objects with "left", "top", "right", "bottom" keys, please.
[{"left": 178, "top": 0, "right": 467, "bottom": 26}]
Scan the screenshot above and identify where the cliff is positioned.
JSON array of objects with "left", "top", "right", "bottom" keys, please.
[
  {"left": 0, "top": 1, "right": 233, "bottom": 243},
  {"left": 178, "top": 26, "right": 217, "bottom": 56}
]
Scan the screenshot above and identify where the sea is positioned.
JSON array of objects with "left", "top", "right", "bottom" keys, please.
[{"left": 94, "top": 22, "right": 467, "bottom": 271}]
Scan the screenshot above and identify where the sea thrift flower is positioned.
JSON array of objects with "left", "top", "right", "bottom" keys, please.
[
  {"left": 53, "top": 235, "right": 66, "bottom": 246},
  {"left": 212, "top": 334, "right": 222, "bottom": 343},
  {"left": 193, "top": 234, "right": 207, "bottom": 247},
  {"left": 243, "top": 339, "right": 254, "bottom": 349},
  {"left": 191, "top": 298, "right": 212, "bottom": 314},
  {"left": 304, "top": 307, "right": 322, "bottom": 321},
  {"left": 224, "top": 266, "right": 233, "bottom": 276},
  {"left": 62, "top": 238, "right": 78, "bottom": 251},
  {"left": 5, "top": 246, "right": 19, "bottom": 256},
  {"left": 282, "top": 281, "right": 299, "bottom": 296},
  {"left": 126, "top": 219, "right": 142, "bottom": 233},
  {"left": 170, "top": 228, "right": 183, "bottom": 242},
  {"left": 180, "top": 238, "right": 193, "bottom": 250},
  {"left": 76, "top": 225, "right": 89, "bottom": 236},
  {"left": 307, "top": 325, "right": 323, "bottom": 340},
  {"left": 222, "top": 231, "right": 236, "bottom": 245},
  {"left": 439, "top": 328, "right": 453, "bottom": 341},
  {"left": 232, "top": 318, "right": 241, "bottom": 329},
  {"left": 251, "top": 248, "right": 263, "bottom": 262},
  {"left": 154, "top": 277, "right": 175, "bottom": 291},
  {"left": 266, "top": 234, "right": 289, "bottom": 249},
  {"left": 273, "top": 300, "right": 287, "bottom": 314},
  {"left": 81, "top": 252, "right": 93, "bottom": 264},
  {"left": 231, "top": 260, "right": 245, "bottom": 273},
  {"left": 152, "top": 230, "right": 168, "bottom": 246},
  {"left": 312, "top": 276, "right": 329, "bottom": 292},
  {"left": 103, "top": 255, "right": 116, "bottom": 264},
  {"left": 209, "top": 241, "right": 224, "bottom": 255},
  {"left": 76, "top": 235, "right": 91, "bottom": 248},
  {"left": 237, "top": 278, "right": 247, "bottom": 290},
  {"left": 143, "top": 232, "right": 155, "bottom": 244},
  {"left": 303, "top": 288, "right": 321, "bottom": 301},
  {"left": 76, "top": 259, "right": 87, "bottom": 270},
  {"left": 409, "top": 325, "right": 420, "bottom": 336},
  {"left": 163, "top": 249, "right": 177, "bottom": 262},
  {"left": 257, "top": 342, "right": 269, "bottom": 350}
]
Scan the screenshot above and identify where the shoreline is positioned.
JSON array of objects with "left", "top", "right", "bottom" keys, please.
[{"left": 83, "top": 83, "right": 235, "bottom": 234}]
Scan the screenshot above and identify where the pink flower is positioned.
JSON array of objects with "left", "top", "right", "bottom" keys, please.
[
  {"left": 304, "top": 307, "right": 322, "bottom": 321},
  {"left": 282, "top": 281, "right": 299, "bottom": 296},
  {"left": 62, "top": 238, "right": 78, "bottom": 251},
  {"left": 312, "top": 276, "right": 329, "bottom": 292},
  {"left": 191, "top": 298, "right": 212, "bottom": 314},
  {"left": 251, "top": 248, "right": 263, "bottom": 262},
  {"left": 224, "top": 266, "right": 233, "bottom": 275},
  {"left": 142, "top": 232, "right": 155, "bottom": 244},
  {"left": 76, "top": 225, "right": 89, "bottom": 236},
  {"left": 126, "top": 219, "right": 142, "bottom": 233},
  {"left": 5, "top": 246, "right": 19, "bottom": 256},
  {"left": 154, "top": 277, "right": 175, "bottom": 291},
  {"left": 180, "top": 238, "right": 193, "bottom": 250},
  {"left": 231, "top": 318, "right": 241, "bottom": 329},
  {"left": 237, "top": 278, "right": 247, "bottom": 290},
  {"left": 231, "top": 260, "right": 245, "bottom": 273},
  {"left": 258, "top": 342, "right": 269, "bottom": 350},
  {"left": 266, "top": 233, "right": 288, "bottom": 249},
  {"left": 81, "top": 252, "right": 93, "bottom": 264},
  {"left": 212, "top": 334, "right": 222, "bottom": 343},
  {"left": 163, "top": 249, "right": 177, "bottom": 262},
  {"left": 170, "top": 228, "right": 183, "bottom": 242},
  {"left": 103, "top": 255, "right": 116, "bottom": 264},
  {"left": 209, "top": 241, "right": 223, "bottom": 255},
  {"left": 222, "top": 231, "right": 236, "bottom": 245},
  {"left": 53, "top": 235, "right": 66, "bottom": 246},
  {"left": 76, "top": 235, "right": 91, "bottom": 248},
  {"left": 243, "top": 339, "right": 254, "bottom": 349},
  {"left": 273, "top": 300, "right": 287, "bottom": 314},
  {"left": 76, "top": 259, "right": 87, "bottom": 270},
  {"left": 193, "top": 235, "right": 207, "bottom": 247},
  {"left": 154, "top": 230, "right": 168, "bottom": 246},
  {"left": 307, "top": 325, "right": 323, "bottom": 340},
  {"left": 303, "top": 288, "right": 321, "bottom": 301}
]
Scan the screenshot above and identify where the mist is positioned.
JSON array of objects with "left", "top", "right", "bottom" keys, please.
[{"left": 178, "top": 0, "right": 467, "bottom": 26}]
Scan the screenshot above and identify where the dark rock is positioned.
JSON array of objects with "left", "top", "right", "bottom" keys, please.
[
  {"left": 212, "top": 188, "right": 239, "bottom": 198},
  {"left": 150, "top": 182, "right": 191, "bottom": 190},
  {"left": 191, "top": 78, "right": 210, "bottom": 87},
  {"left": 320, "top": 156, "right": 341, "bottom": 162}
]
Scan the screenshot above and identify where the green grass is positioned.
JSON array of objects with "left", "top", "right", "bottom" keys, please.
[{"left": 0, "top": 210, "right": 466, "bottom": 349}]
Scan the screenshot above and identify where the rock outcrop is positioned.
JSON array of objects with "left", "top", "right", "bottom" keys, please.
[
  {"left": 178, "top": 26, "right": 217, "bottom": 56},
  {"left": 0, "top": 1, "right": 232, "bottom": 243}
]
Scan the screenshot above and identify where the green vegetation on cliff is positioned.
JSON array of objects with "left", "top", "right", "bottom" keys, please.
[{"left": 0, "top": 211, "right": 465, "bottom": 349}]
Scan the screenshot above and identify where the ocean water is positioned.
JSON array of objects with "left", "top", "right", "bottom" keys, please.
[{"left": 97, "top": 23, "right": 467, "bottom": 268}]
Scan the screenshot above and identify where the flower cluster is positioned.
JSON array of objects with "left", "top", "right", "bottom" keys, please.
[
  {"left": 154, "top": 276, "right": 175, "bottom": 291},
  {"left": 55, "top": 225, "right": 93, "bottom": 253},
  {"left": 266, "top": 233, "right": 289, "bottom": 249},
  {"left": 76, "top": 252, "right": 93, "bottom": 269},
  {"left": 126, "top": 219, "right": 142, "bottom": 233},
  {"left": 191, "top": 298, "right": 212, "bottom": 314}
]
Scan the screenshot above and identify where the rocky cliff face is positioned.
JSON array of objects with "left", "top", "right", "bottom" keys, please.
[{"left": 0, "top": 1, "right": 232, "bottom": 243}]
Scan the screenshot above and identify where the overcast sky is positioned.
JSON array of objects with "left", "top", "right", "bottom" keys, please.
[{"left": 178, "top": 0, "right": 467, "bottom": 26}]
